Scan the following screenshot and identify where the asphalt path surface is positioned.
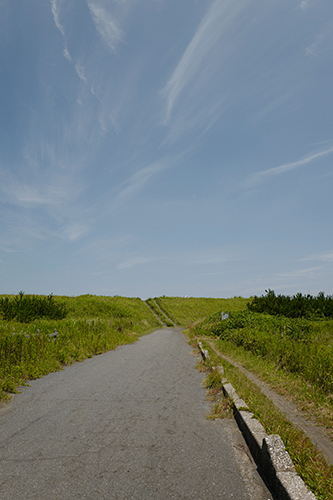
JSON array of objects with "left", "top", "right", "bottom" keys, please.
[{"left": 0, "top": 328, "right": 273, "bottom": 499}]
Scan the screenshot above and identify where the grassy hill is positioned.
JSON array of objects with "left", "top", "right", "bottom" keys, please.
[{"left": 154, "top": 296, "right": 249, "bottom": 326}]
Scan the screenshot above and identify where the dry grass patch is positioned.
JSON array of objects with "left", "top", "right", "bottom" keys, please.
[{"left": 206, "top": 387, "right": 233, "bottom": 420}]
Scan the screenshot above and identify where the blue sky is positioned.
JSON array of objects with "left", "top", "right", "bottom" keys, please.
[{"left": 1, "top": 0, "right": 333, "bottom": 299}]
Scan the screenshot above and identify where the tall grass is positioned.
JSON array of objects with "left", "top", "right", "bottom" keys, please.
[
  {"left": 195, "top": 310, "right": 333, "bottom": 394},
  {"left": 0, "top": 294, "right": 161, "bottom": 401},
  {"left": 0, "top": 292, "right": 67, "bottom": 322}
]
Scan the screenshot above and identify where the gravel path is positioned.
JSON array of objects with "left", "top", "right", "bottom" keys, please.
[{"left": 0, "top": 328, "right": 272, "bottom": 499}]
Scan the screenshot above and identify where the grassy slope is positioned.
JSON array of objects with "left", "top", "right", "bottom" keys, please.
[
  {"left": 145, "top": 298, "right": 174, "bottom": 327},
  {"left": 155, "top": 296, "right": 249, "bottom": 326},
  {"left": 194, "top": 310, "right": 333, "bottom": 398},
  {"left": 57, "top": 294, "right": 159, "bottom": 327}
]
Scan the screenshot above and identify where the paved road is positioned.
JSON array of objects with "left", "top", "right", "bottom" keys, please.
[{"left": 0, "top": 328, "right": 272, "bottom": 499}]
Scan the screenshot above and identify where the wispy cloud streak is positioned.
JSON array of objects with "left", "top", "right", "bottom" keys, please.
[
  {"left": 161, "top": 0, "right": 250, "bottom": 126},
  {"left": 117, "top": 257, "right": 154, "bottom": 269},
  {"left": 75, "top": 63, "right": 87, "bottom": 83},
  {"left": 300, "top": 251, "right": 333, "bottom": 263},
  {"left": 87, "top": 1, "right": 122, "bottom": 51},
  {"left": 50, "top": 0, "right": 71, "bottom": 61},
  {"left": 299, "top": 0, "right": 312, "bottom": 11},
  {"left": 275, "top": 267, "right": 321, "bottom": 278},
  {"left": 246, "top": 146, "right": 333, "bottom": 187},
  {"left": 111, "top": 160, "right": 169, "bottom": 210},
  {"left": 0, "top": 155, "right": 87, "bottom": 244},
  {"left": 304, "top": 21, "right": 333, "bottom": 57}
]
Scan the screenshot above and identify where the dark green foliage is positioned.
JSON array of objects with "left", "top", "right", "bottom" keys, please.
[
  {"left": 0, "top": 292, "right": 67, "bottom": 322},
  {"left": 195, "top": 310, "right": 333, "bottom": 394},
  {"left": 248, "top": 289, "right": 333, "bottom": 318}
]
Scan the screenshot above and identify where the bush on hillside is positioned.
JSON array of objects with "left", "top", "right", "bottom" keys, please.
[
  {"left": 247, "top": 289, "right": 333, "bottom": 319},
  {"left": 0, "top": 292, "right": 67, "bottom": 322}
]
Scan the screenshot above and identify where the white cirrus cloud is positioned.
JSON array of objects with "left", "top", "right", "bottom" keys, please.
[
  {"left": 299, "top": 0, "right": 312, "bottom": 11},
  {"left": 50, "top": 0, "right": 72, "bottom": 61},
  {"left": 87, "top": 1, "right": 122, "bottom": 52},
  {"left": 275, "top": 267, "right": 322, "bottom": 278},
  {"left": 161, "top": 0, "right": 251, "bottom": 126},
  {"left": 300, "top": 251, "right": 333, "bottom": 263},
  {"left": 188, "top": 250, "right": 238, "bottom": 266},
  {"left": 245, "top": 145, "right": 333, "bottom": 188},
  {"left": 305, "top": 21, "right": 333, "bottom": 57},
  {"left": 75, "top": 63, "right": 87, "bottom": 83},
  {"left": 0, "top": 244, "right": 16, "bottom": 254},
  {"left": 110, "top": 158, "right": 173, "bottom": 211},
  {"left": 0, "top": 162, "right": 84, "bottom": 218},
  {"left": 50, "top": 0, "right": 65, "bottom": 37},
  {"left": 61, "top": 224, "right": 89, "bottom": 242},
  {"left": 117, "top": 257, "right": 153, "bottom": 270}
]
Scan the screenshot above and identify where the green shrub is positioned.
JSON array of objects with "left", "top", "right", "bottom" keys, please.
[
  {"left": 248, "top": 289, "right": 333, "bottom": 318},
  {"left": 0, "top": 292, "right": 67, "bottom": 322}
]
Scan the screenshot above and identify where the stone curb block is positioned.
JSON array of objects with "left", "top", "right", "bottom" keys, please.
[
  {"left": 223, "top": 382, "right": 267, "bottom": 465},
  {"left": 198, "top": 342, "right": 210, "bottom": 362},
  {"left": 262, "top": 435, "right": 316, "bottom": 500}
]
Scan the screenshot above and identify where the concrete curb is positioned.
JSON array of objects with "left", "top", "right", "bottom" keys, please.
[
  {"left": 197, "top": 343, "right": 317, "bottom": 500},
  {"left": 198, "top": 342, "right": 210, "bottom": 362}
]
